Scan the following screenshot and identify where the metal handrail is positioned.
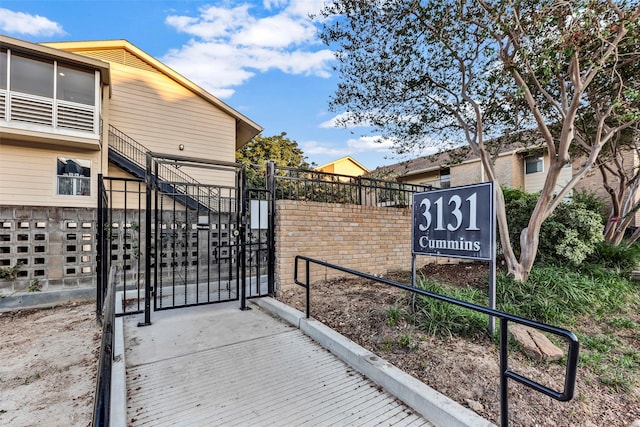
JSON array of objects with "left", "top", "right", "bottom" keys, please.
[
  {"left": 92, "top": 265, "right": 117, "bottom": 427},
  {"left": 108, "top": 125, "right": 221, "bottom": 210},
  {"left": 293, "top": 255, "right": 579, "bottom": 427}
]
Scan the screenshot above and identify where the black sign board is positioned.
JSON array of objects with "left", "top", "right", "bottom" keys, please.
[{"left": 412, "top": 182, "right": 495, "bottom": 261}]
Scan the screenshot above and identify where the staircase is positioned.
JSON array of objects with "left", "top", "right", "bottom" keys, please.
[{"left": 108, "top": 125, "right": 222, "bottom": 212}]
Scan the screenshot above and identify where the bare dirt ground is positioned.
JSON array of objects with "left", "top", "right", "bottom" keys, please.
[
  {"left": 0, "top": 301, "right": 99, "bottom": 427},
  {"left": 278, "top": 263, "right": 640, "bottom": 427}
]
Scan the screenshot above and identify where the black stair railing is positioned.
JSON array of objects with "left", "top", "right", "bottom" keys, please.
[{"left": 108, "top": 125, "right": 221, "bottom": 211}]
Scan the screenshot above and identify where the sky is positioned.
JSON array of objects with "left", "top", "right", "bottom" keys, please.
[{"left": 0, "top": 0, "right": 432, "bottom": 170}]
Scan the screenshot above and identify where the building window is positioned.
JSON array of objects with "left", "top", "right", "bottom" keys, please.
[
  {"left": 57, "top": 158, "right": 90, "bottom": 196},
  {"left": 440, "top": 168, "right": 451, "bottom": 188},
  {"left": 57, "top": 63, "right": 95, "bottom": 105},
  {"left": 1, "top": 48, "right": 98, "bottom": 134},
  {"left": 525, "top": 157, "right": 544, "bottom": 174},
  {"left": 10, "top": 52, "right": 54, "bottom": 98}
]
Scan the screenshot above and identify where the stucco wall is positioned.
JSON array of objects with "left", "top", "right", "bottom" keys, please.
[{"left": 275, "top": 200, "right": 416, "bottom": 290}]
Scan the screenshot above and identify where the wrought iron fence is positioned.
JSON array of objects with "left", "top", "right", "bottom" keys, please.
[
  {"left": 294, "top": 256, "right": 580, "bottom": 427},
  {"left": 273, "top": 166, "right": 432, "bottom": 207},
  {"left": 92, "top": 264, "right": 117, "bottom": 427}
]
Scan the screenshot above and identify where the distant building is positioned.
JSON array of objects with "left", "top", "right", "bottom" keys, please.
[
  {"left": 316, "top": 156, "right": 369, "bottom": 177},
  {"left": 368, "top": 132, "right": 639, "bottom": 225}
]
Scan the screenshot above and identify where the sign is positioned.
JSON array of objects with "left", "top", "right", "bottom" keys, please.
[
  {"left": 412, "top": 182, "right": 494, "bottom": 261},
  {"left": 250, "top": 199, "right": 269, "bottom": 230}
]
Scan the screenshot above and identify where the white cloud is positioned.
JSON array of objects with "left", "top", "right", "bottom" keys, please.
[
  {"left": 347, "top": 136, "right": 394, "bottom": 153},
  {"left": 0, "top": 8, "right": 65, "bottom": 37},
  {"left": 319, "top": 112, "right": 372, "bottom": 129},
  {"left": 301, "top": 135, "right": 395, "bottom": 158},
  {"left": 163, "top": 1, "right": 334, "bottom": 98}
]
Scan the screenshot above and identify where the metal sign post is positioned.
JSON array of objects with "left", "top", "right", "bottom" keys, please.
[{"left": 412, "top": 182, "right": 497, "bottom": 334}]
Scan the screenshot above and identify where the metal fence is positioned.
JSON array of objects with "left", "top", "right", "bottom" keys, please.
[
  {"left": 272, "top": 166, "right": 432, "bottom": 207},
  {"left": 92, "top": 265, "right": 116, "bottom": 427},
  {"left": 293, "top": 256, "right": 580, "bottom": 427}
]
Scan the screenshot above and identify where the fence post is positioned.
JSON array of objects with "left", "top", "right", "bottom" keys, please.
[
  {"left": 239, "top": 165, "right": 249, "bottom": 310},
  {"left": 140, "top": 153, "right": 153, "bottom": 326},
  {"left": 266, "top": 161, "right": 276, "bottom": 295},
  {"left": 97, "top": 174, "right": 105, "bottom": 321}
]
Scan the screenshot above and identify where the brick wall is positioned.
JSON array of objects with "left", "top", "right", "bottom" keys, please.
[{"left": 275, "top": 200, "right": 415, "bottom": 291}]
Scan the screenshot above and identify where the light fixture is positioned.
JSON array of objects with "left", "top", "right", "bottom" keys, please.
[{"left": 179, "top": 144, "right": 184, "bottom": 151}]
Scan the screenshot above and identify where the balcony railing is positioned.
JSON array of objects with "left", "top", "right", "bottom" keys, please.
[{"left": 0, "top": 89, "right": 98, "bottom": 135}]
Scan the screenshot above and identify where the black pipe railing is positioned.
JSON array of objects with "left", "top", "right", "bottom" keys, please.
[
  {"left": 293, "top": 256, "right": 579, "bottom": 427},
  {"left": 92, "top": 265, "right": 117, "bottom": 427}
]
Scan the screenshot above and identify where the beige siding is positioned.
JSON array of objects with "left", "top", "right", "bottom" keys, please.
[
  {"left": 106, "top": 62, "right": 237, "bottom": 187},
  {"left": 401, "top": 170, "right": 439, "bottom": 186},
  {"left": 0, "top": 142, "right": 101, "bottom": 208},
  {"left": 524, "top": 154, "right": 572, "bottom": 194},
  {"left": 104, "top": 164, "right": 148, "bottom": 210},
  {"left": 451, "top": 161, "right": 482, "bottom": 187},
  {"left": 524, "top": 155, "right": 546, "bottom": 193},
  {"left": 511, "top": 154, "right": 525, "bottom": 190}
]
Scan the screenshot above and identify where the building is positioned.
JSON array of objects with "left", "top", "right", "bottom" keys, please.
[
  {"left": 369, "top": 133, "right": 640, "bottom": 227},
  {"left": 316, "top": 156, "right": 369, "bottom": 177},
  {"left": 0, "top": 35, "right": 262, "bottom": 294}
]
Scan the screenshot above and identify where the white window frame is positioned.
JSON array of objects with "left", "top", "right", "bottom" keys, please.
[
  {"left": 57, "top": 158, "right": 91, "bottom": 197},
  {"left": 525, "top": 157, "right": 544, "bottom": 175}
]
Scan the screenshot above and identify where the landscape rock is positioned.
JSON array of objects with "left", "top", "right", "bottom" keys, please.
[
  {"left": 465, "top": 399, "right": 484, "bottom": 413},
  {"left": 509, "top": 324, "right": 564, "bottom": 361}
]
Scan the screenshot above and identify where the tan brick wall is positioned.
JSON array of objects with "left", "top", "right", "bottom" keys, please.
[
  {"left": 275, "top": 200, "right": 415, "bottom": 290},
  {"left": 451, "top": 161, "right": 482, "bottom": 187}
]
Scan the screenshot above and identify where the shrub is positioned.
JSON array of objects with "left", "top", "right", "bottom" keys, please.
[
  {"left": 501, "top": 187, "right": 604, "bottom": 265},
  {"left": 571, "top": 189, "right": 607, "bottom": 224},
  {"left": 587, "top": 241, "right": 640, "bottom": 271}
]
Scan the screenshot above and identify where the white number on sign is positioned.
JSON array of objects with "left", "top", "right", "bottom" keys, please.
[{"left": 418, "top": 192, "right": 479, "bottom": 232}]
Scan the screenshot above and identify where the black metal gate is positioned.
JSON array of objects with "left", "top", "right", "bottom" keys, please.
[
  {"left": 97, "top": 155, "right": 275, "bottom": 323},
  {"left": 143, "top": 153, "right": 274, "bottom": 317}
]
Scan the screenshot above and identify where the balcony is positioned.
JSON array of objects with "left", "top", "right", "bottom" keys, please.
[{"left": 0, "top": 89, "right": 100, "bottom": 149}]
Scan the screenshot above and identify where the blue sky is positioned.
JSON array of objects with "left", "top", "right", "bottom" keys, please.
[{"left": 0, "top": 0, "right": 432, "bottom": 170}]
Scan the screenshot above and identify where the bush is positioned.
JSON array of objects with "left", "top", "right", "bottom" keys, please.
[
  {"left": 497, "top": 263, "right": 636, "bottom": 324},
  {"left": 571, "top": 189, "right": 607, "bottom": 224},
  {"left": 502, "top": 187, "right": 604, "bottom": 265},
  {"left": 587, "top": 241, "right": 640, "bottom": 271}
]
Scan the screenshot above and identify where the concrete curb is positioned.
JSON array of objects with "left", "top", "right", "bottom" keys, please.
[
  {"left": 252, "top": 297, "right": 496, "bottom": 427},
  {"left": 0, "top": 288, "right": 95, "bottom": 312},
  {"left": 110, "top": 292, "right": 127, "bottom": 427}
]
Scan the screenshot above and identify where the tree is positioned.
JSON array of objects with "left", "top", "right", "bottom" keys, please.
[
  {"left": 236, "top": 132, "right": 310, "bottom": 169},
  {"left": 573, "top": 29, "right": 640, "bottom": 245},
  {"left": 592, "top": 129, "right": 640, "bottom": 244},
  {"left": 236, "top": 132, "right": 312, "bottom": 187},
  {"left": 319, "top": 0, "right": 640, "bottom": 281}
]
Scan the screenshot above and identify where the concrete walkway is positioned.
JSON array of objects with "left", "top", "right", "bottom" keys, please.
[{"left": 114, "top": 298, "right": 494, "bottom": 427}]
